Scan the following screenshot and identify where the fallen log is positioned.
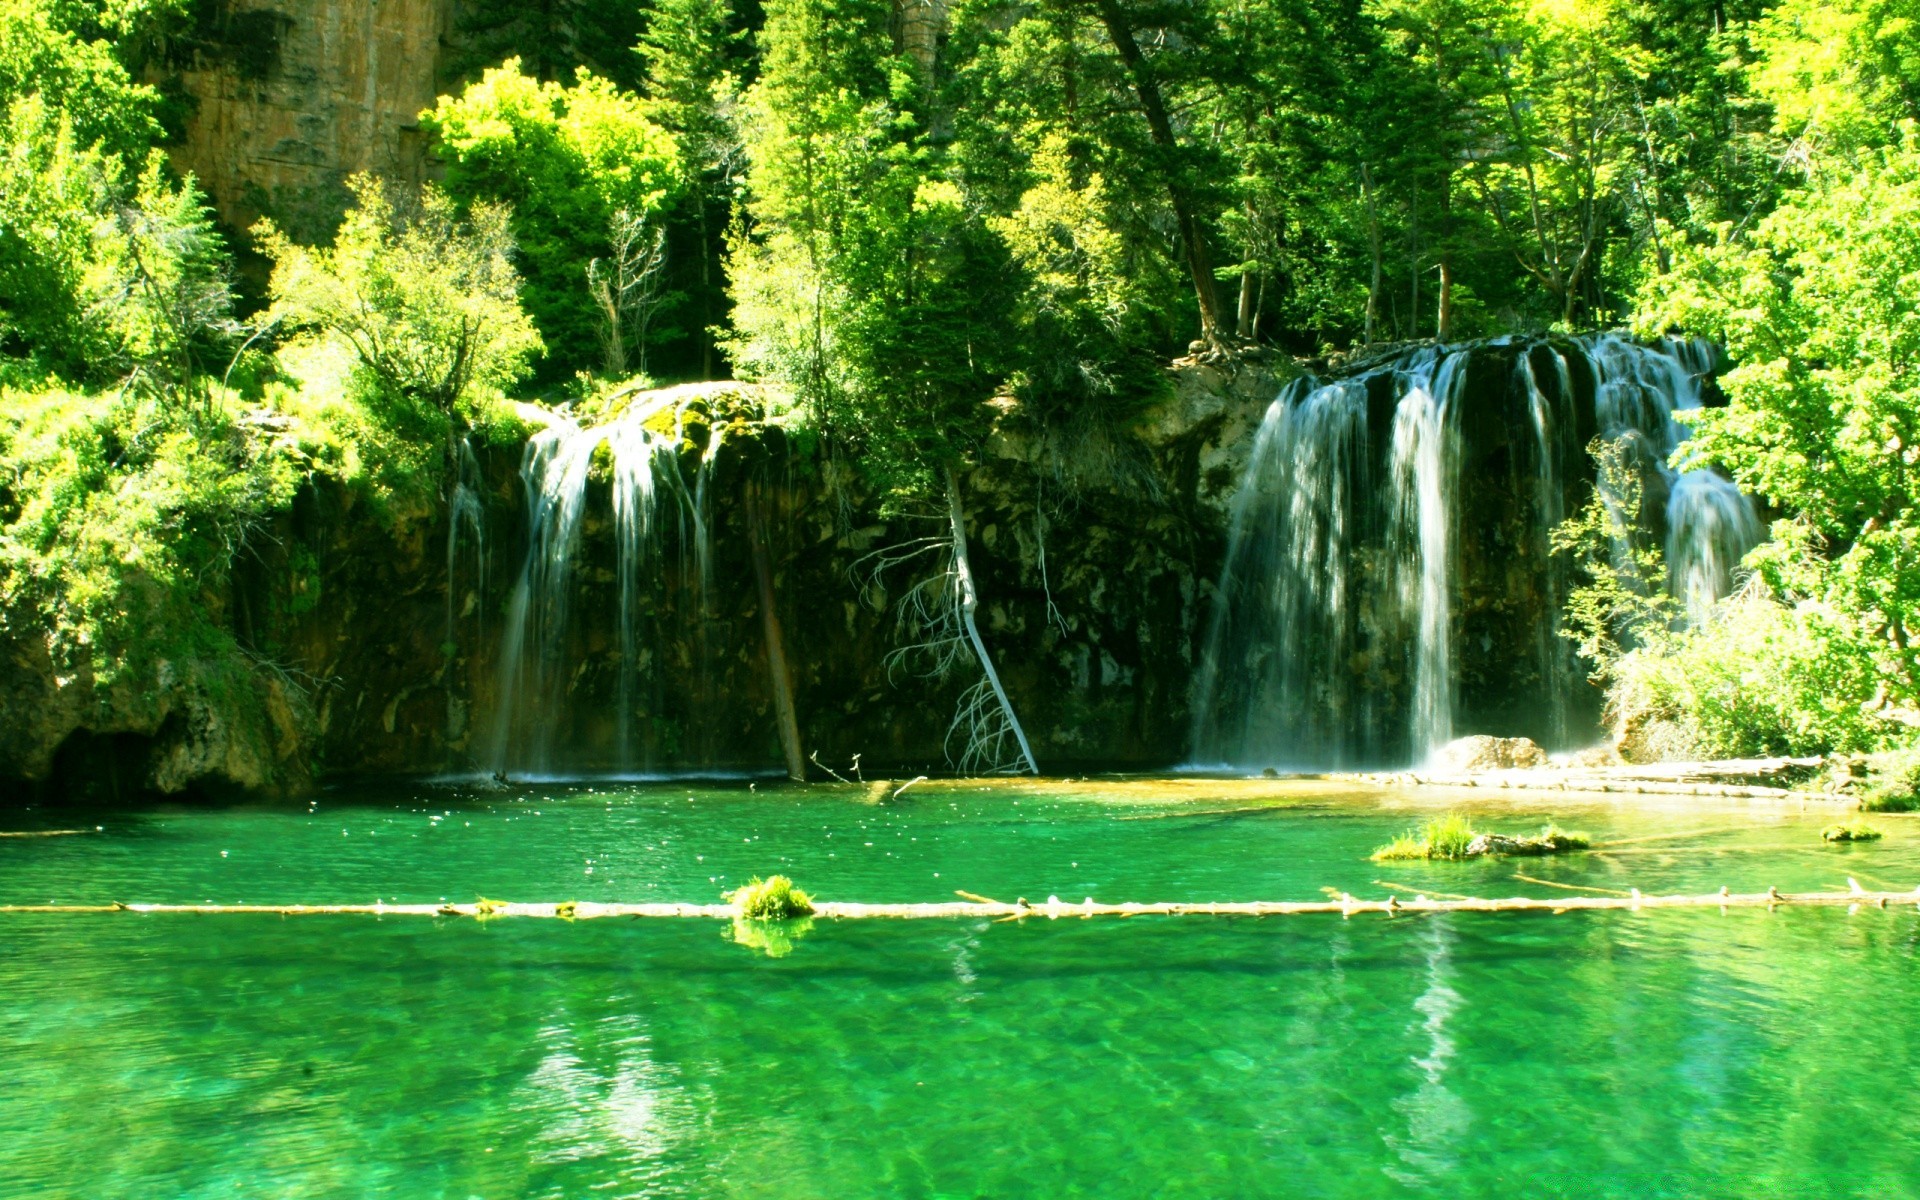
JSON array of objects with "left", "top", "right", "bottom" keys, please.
[{"left": 2, "top": 886, "right": 1917, "bottom": 920}]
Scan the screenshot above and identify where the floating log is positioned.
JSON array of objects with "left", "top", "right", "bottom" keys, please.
[{"left": 2, "top": 887, "right": 1917, "bottom": 920}]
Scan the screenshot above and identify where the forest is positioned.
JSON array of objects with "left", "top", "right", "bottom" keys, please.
[{"left": 4, "top": 0, "right": 1920, "bottom": 777}]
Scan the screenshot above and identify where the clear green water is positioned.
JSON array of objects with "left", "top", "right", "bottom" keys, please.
[{"left": 3, "top": 779, "right": 1918, "bottom": 1199}]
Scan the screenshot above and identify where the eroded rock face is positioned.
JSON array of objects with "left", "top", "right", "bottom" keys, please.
[
  {"left": 0, "top": 632, "right": 311, "bottom": 801},
  {"left": 155, "top": 0, "right": 451, "bottom": 239}
]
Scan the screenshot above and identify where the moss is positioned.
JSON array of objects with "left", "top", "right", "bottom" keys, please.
[
  {"left": 1822, "top": 822, "right": 1884, "bottom": 843},
  {"left": 726, "top": 874, "right": 815, "bottom": 919}
]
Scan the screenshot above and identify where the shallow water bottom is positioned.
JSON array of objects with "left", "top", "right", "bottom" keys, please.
[{"left": 3, "top": 778, "right": 1917, "bottom": 1198}]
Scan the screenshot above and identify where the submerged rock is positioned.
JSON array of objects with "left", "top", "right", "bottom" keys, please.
[
  {"left": 1463, "top": 829, "right": 1588, "bottom": 857},
  {"left": 1435, "top": 735, "right": 1550, "bottom": 771}
]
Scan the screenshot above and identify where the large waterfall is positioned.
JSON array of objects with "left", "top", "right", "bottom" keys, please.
[
  {"left": 1190, "top": 335, "right": 1762, "bottom": 770},
  {"left": 486, "top": 392, "right": 718, "bottom": 779}
]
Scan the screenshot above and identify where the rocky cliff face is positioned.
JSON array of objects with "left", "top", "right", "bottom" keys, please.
[
  {"left": 0, "top": 357, "right": 1289, "bottom": 798},
  {"left": 156, "top": 0, "right": 451, "bottom": 239}
]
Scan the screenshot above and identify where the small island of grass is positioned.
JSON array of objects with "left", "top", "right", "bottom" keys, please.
[{"left": 1373, "top": 815, "right": 1590, "bottom": 862}]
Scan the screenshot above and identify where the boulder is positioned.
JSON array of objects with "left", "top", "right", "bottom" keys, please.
[{"left": 1434, "top": 734, "right": 1550, "bottom": 772}]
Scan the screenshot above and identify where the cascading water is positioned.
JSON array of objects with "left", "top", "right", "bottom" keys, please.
[
  {"left": 1191, "top": 334, "right": 1762, "bottom": 770},
  {"left": 1585, "top": 334, "right": 1764, "bottom": 625},
  {"left": 1386, "top": 351, "right": 1469, "bottom": 756},
  {"left": 487, "top": 395, "right": 706, "bottom": 779}
]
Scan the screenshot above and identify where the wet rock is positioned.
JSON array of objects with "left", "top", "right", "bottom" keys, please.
[
  {"left": 1463, "top": 829, "right": 1588, "bottom": 857},
  {"left": 1436, "top": 735, "right": 1550, "bottom": 771}
]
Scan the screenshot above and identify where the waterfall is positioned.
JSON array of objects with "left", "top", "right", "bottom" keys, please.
[
  {"left": 487, "top": 395, "right": 701, "bottom": 779},
  {"left": 1192, "top": 334, "right": 1762, "bottom": 770},
  {"left": 1585, "top": 334, "right": 1763, "bottom": 625},
  {"left": 1387, "top": 351, "right": 1469, "bottom": 757}
]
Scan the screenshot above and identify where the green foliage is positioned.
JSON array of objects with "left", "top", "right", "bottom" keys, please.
[
  {"left": 257, "top": 175, "right": 542, "bottom": 434},
  {"left": 0, "top": 0, "right": 166, "bottom": 156},
  {"left": 1750, "top": 0, "right": 1920, "bottom": 153},
  {"left": 1821, "top": 821, "right": 1884, "bottom": 843},
  {"left": 726, "top": 0, "right": 1019, "bottom": 498},
  {"left": 1860, "top": 748, "right": 1920, "bottom": 812},
  {"left": 423, "top": 59, "right": 682, "bottom": 379},
  {"left": 1552, "top": 436, "right": 1681, "bottom": 678},
  {"left": 726, "top": 874, "right": 816, "bottom": 919},
  {"left": 1582, "top": 518, "right": 1896, "bottom": 752},
  {"left": 1621, "top": 52, "right": 1920, "bottom": 756},
  {"left": 0, "top": 382, "right": 304, "bottom": 682},
  {"left": 0, "top": 100, "right": 234, "bottom": 385}
]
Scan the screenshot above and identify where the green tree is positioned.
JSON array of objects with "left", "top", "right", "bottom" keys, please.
[
  {"left": 256, "top": 175, "right": 543, "bottom": 442},
  {"left": 423, "top": 59, "right": 681, "bottom": 379}
]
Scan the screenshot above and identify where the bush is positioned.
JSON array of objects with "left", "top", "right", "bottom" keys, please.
[
  {"left": 726, "top": 874, "right": 815, "bottom": 919},
  {"left": 1593, "top": 527, "right": 1905, "bottom": 761},
  {"left": 1860, "top": 748, "right": 1920, "bottom": 812}
]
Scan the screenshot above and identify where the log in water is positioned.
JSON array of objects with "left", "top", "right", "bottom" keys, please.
[{"left": 5, "top": 887, "right": 1917, "bottom": 920}]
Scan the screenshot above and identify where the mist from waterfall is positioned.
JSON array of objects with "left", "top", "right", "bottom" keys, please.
[
  {"left": 487, "top": 395, "right": 713, "bottom": 779},
  {"left": 1191, "top": 334, "right": 1762, "bottom": 770}
]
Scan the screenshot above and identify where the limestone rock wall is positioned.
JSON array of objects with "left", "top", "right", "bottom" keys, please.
[{"left": 157, "top": 0, "right": 452, "bottom": 240}]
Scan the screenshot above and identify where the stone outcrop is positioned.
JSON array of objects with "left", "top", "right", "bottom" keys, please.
[
  {"left": 155, "top": 0, "right": 452, "bottom": 239},
  {"left": 1435, "top": 735, "right": 1551, "bottom": 772},
  {"left": 0, "top": 631, "right": 311, "bottom": 801}
]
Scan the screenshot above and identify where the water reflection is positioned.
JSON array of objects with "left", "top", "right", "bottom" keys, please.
[{"left": 1385, "top": 917, "right": 1470, "bottom": 1188}]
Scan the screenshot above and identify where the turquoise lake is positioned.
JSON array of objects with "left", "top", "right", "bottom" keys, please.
[{"left": 3, "top": 778, "right": 1917, "bottom": 1198}]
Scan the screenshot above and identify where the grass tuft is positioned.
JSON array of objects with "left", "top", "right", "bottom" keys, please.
[{"left": 726, "top": 874, "right": 815, "bottom": 919}]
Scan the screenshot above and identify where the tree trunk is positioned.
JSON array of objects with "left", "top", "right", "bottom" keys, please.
[
  {"left": 1361, "top": 160, "right": 1383, "bottom": 346},
  {"left": 1089, "top": 0, "right": 1225, "bottom": 347},
  {"left": 945, "top": 467, "right": 1038, "bottom": 775},
  {"left": 747, "top": 481, "right": 806, "bottom": 781},
  {"left": 1436, "top": 258, "right": 1454, "bottom": 342}
]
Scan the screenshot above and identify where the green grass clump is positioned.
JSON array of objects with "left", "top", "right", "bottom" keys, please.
[
  {"left": 726, "top": 875, "right": 815, "bottom": 919},
  {"left": 1822, "top": 821, "right": 1884, "bottom": 843},
  {"left": 1372, "top": 813, "right": 1479, "bottom": 861}
]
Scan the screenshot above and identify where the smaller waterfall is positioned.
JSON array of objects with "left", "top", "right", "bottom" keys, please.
[
  {"left": 1194, "top": 334, "right": 1764, "bottom": 771},
  {"left": 487, "top": 394, "right": 708, "bottom": 779},
  {"left": 1586, "top": 334, "right": 1764, "bottom": 624}
]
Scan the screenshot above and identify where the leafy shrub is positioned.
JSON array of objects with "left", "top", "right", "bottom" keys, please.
[{"left": 1860, "top": 748, "right": 1920, "bottom": 812}]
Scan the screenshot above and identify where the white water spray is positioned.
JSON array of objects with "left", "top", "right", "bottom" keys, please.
[{"left": 487, "top": 395, "right": 705, "bottom": 778}]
